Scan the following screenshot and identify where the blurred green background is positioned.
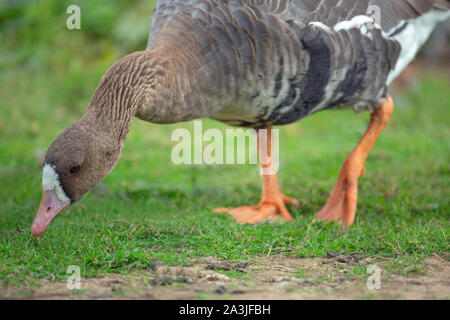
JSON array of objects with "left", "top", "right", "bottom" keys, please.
[{"left": 0, "top": 0, "right": 156, "bottom": 137}]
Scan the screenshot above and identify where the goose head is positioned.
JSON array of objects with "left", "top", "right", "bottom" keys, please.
[
  {"left": 30, "top": 52, "right": 160, "bottom": 237},
  {"left": 31, "top": 120, "right": 121, "bottom": 237},
  {"left": 30, "top": 50, "right": 188, "bottom": 237}
]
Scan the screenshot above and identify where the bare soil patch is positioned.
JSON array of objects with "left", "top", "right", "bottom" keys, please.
[{"left": 2, "top": 255, "right": 449, "bottom": 300}]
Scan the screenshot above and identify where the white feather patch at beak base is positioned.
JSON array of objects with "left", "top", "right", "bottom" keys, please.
[{"left": 42, "top": 163, "right": 70, "bottom": 203}]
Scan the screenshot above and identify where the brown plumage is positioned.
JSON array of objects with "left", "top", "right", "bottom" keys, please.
[{"left": 31, "top": 0, "right": 449, "bottom": 236}]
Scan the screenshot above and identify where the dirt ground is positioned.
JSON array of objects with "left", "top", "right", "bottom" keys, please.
[{"left": 2, "top": 254, "right": 449, "bottom": 300}]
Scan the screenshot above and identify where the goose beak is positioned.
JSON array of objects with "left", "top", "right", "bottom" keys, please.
[{"left": 31, "top": 190, "right": 70, "bottom": 237}]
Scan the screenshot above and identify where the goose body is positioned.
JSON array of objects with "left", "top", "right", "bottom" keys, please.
[
  {"left": 32, "top": 0, "right": 450, "bottom": 236},
  {"left": 140, "top": 0, "right": 450, "bottom": 127}
]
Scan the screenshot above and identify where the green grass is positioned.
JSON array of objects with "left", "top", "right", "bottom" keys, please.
[{"left": 0, "top": 0, "right": 449, "bottom": 288}]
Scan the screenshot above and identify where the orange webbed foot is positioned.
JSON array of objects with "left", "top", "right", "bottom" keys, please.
[
  {"left": 317, "top": 96, "right": 394, "bottom": 227},
  {"left": 214, "top": 127, "right": 299, "bottom": 224},
  {"left": 316, "top": 156, "right": 364, "bottom": 227},
  {"left": 213, "top": 192, "right": 298, "bottom": 224}
]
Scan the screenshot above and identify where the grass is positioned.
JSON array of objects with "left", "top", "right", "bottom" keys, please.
[
  {"left": 0, "top": 0, "right": 449, "bottom": 289},
  {"left": 1, "top": 72, "right": 448, "bottom": 288}
]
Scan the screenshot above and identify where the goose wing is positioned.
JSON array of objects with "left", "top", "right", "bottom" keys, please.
[
  {"left": 144, "top": 0, "right": 448, "bottom": 126},
  {"left": 148, "top": 0, "right": 449, "bottom": 44}
]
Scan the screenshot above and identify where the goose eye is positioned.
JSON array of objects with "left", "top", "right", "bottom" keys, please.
[{"left": 70, "top": 165, "right": 81, "bottom": 174}]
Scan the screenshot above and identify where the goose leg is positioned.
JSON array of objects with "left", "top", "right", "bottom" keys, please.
[
  {"left": 213, "top": 127, "right": 298, "bottom": 223},
  {"left": 317, "top": 96, "right": 394, "bottom": 227}
]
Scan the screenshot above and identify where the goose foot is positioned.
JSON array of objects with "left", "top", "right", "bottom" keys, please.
[
  {"left": 317, "top": 96, "right": 394, "bottom": 227},
  {"left": 316, "top": 156, "right": 364, "bottom": 227},
  {"left": 213, "top": 127, "right": 298, "bottom": 224},
  {"left": 213, "top": 192, "right": 298, "bottom": 224}
]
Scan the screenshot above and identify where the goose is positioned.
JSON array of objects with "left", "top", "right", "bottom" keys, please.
[{"left": 31, "top": 0, "right": 450, "bottom": 236}]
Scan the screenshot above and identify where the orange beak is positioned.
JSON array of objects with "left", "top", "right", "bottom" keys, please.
[{"left": 31, "top": 190, "right": 70, "bottom": 237}]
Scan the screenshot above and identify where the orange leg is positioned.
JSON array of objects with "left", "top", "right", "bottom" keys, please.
[
  {"left": 213, "top": 127, "right": 298, "bottom": 223},
  {"left": 317, "top": 96, "right": 394, "bottom": 227}
]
